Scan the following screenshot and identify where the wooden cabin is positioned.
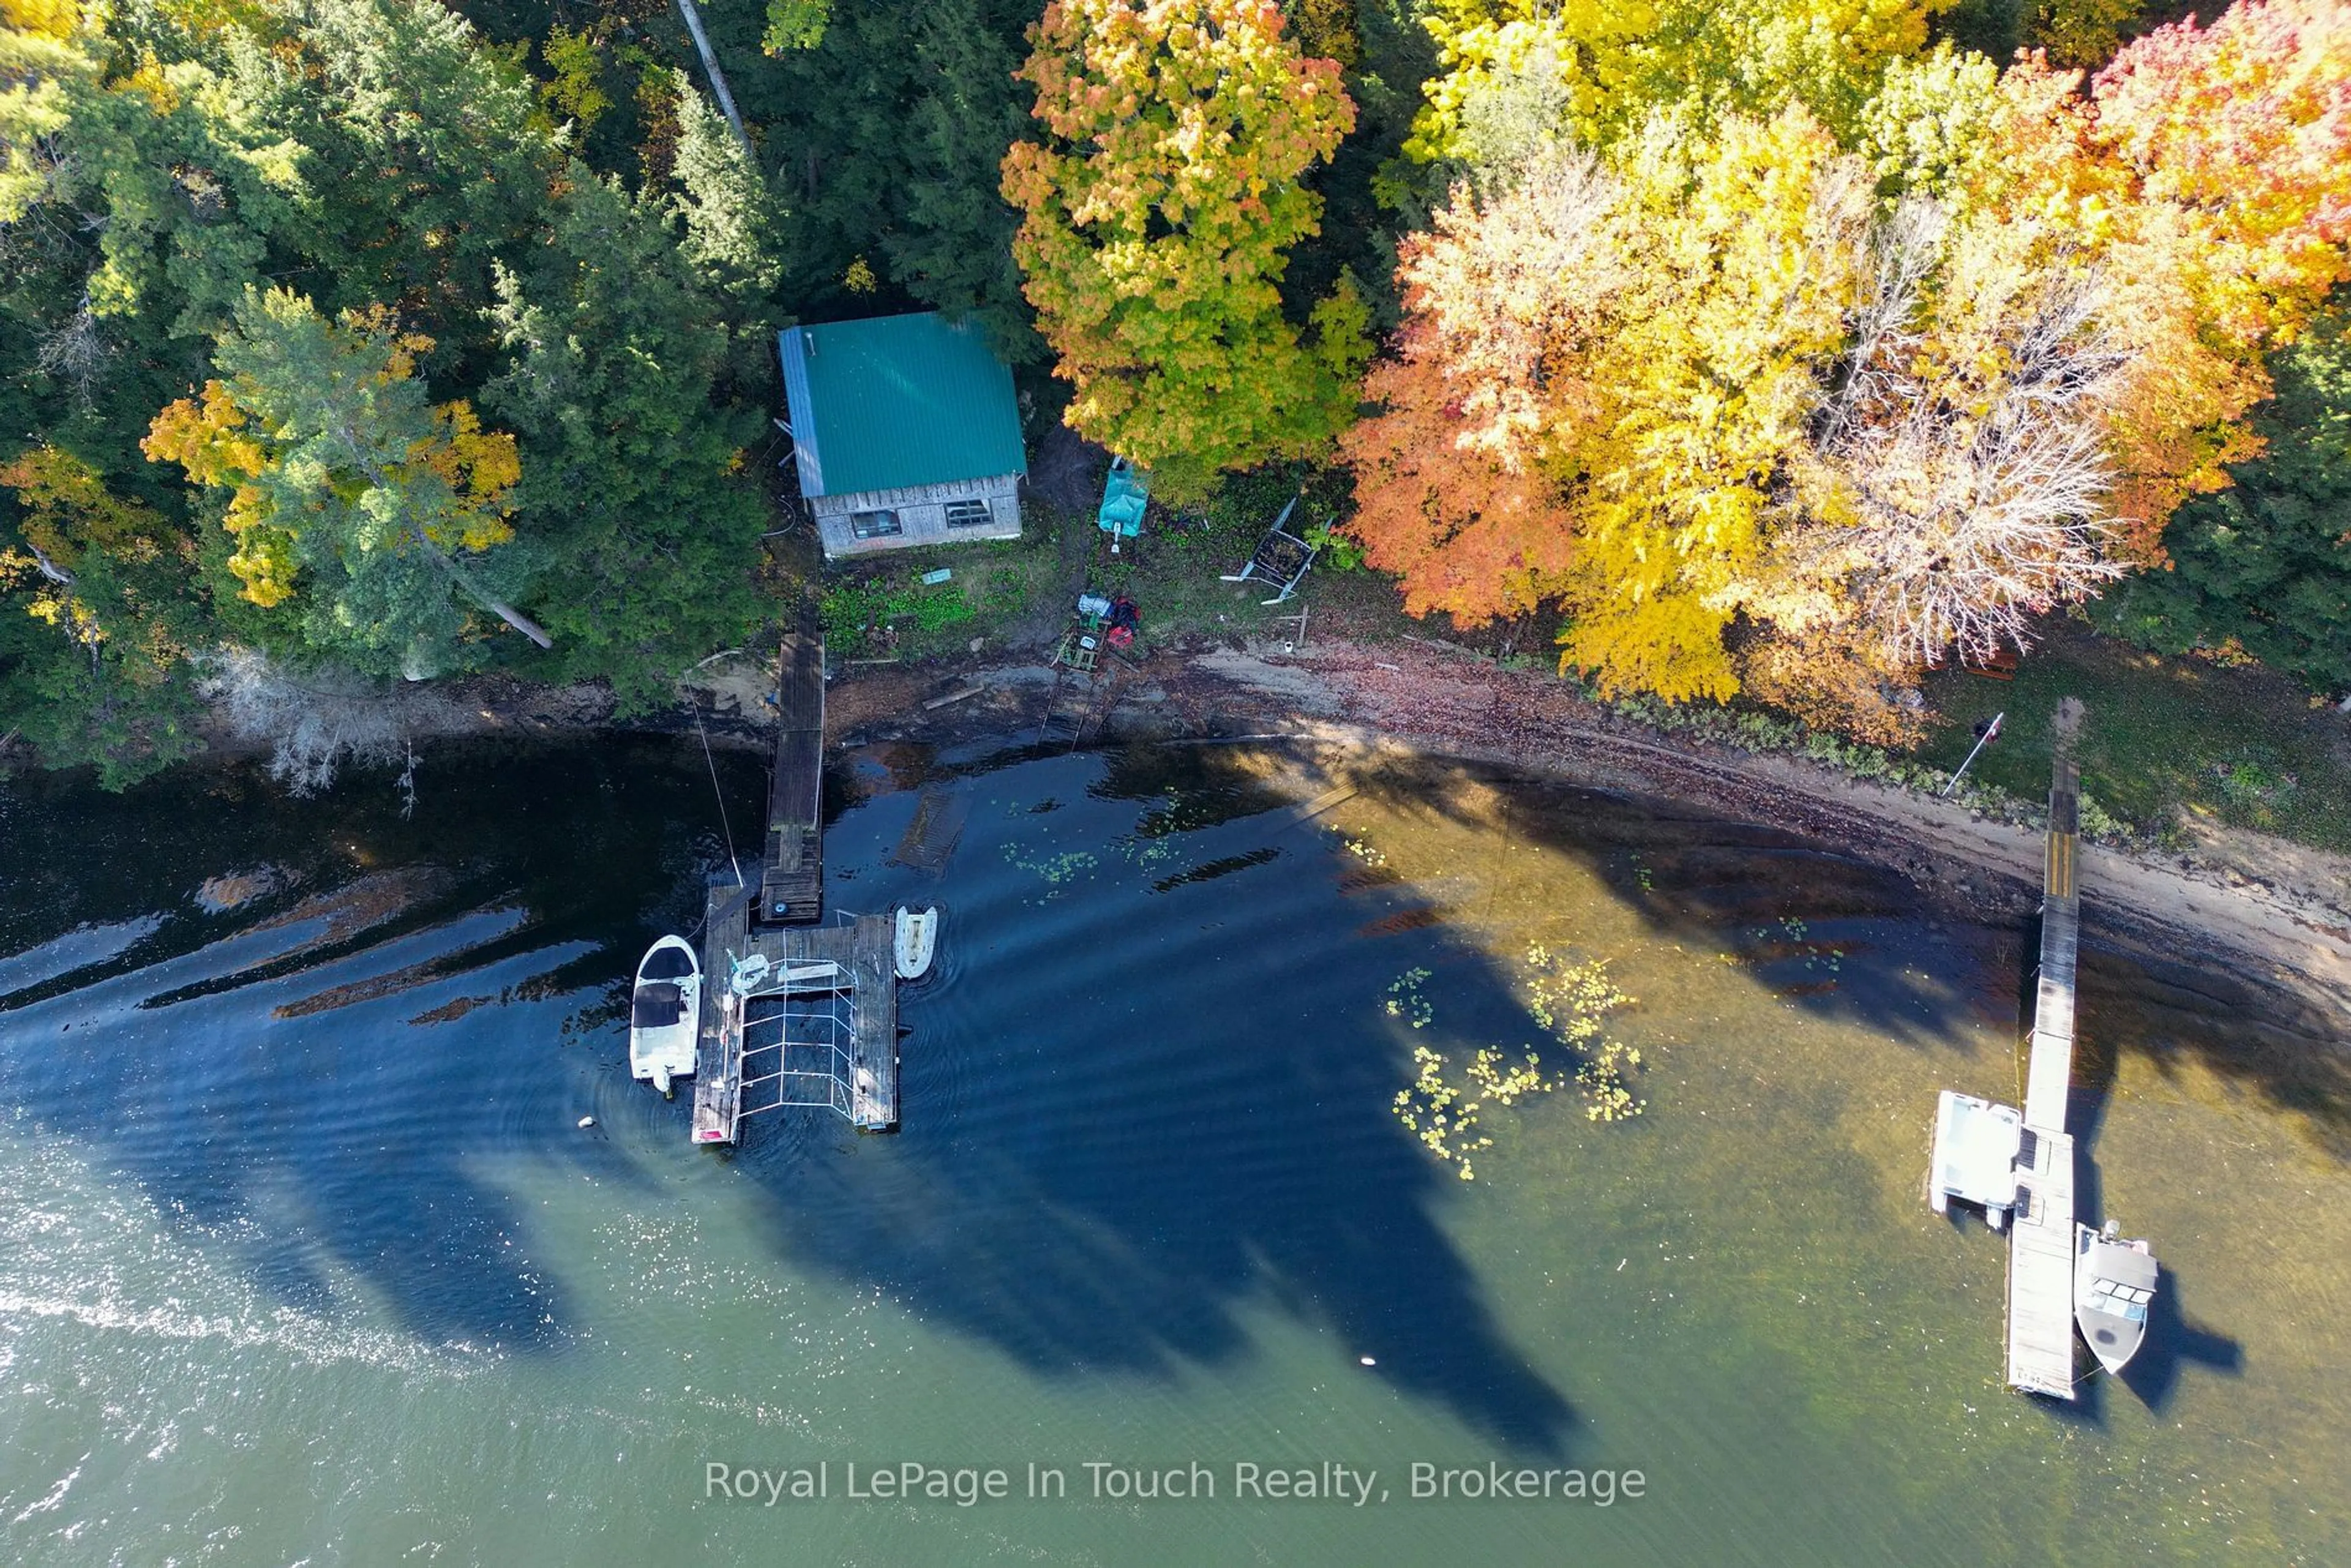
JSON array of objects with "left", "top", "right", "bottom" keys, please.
[{"left": 778, "top": 312, "right": 1027, "bottom": 557}]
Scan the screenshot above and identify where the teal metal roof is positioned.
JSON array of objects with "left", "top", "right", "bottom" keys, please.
[{"left": 778, "top": 312, "right": 1026, "bottom": 500}]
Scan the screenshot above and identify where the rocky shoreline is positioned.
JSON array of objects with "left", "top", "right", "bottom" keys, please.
[{"left": 154, "top": 629, "right": 2351, "bottom": 1010}]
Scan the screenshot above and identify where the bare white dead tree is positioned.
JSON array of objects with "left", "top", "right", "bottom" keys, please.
[
  {"left": 35, "top": 294, "right": 108, "bottom": 410},
  {"left": 1832, "top": 405, "right": 2128, "bottom": 663},
  {"left": 1807, "top": 220, "right": 2135, "bottom": 664},
  {"left": 195, "top": 647, "right": 410, "bottom": 797},
  {"left": 1403, "top": 146, "right": 1627, "bottom": 457},
  {"left": 672, "top": 0, "right": 752, "bottom": 156},
  {"left": 1817, "top": 195, "right": 1946, "bottom": 454}
]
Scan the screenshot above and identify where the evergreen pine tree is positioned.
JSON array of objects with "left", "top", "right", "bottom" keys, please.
[
  {"left": 2101, "top": 306, "right": 2351, "bottom": 692},
  {"left": 487, "top": 173, "right": 770, "bottom": 711},
  {"left": 885, "top": 0, "right": 1040, "bottom": 363}
]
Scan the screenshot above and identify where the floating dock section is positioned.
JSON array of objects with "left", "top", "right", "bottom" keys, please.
[
  {"left": 2004, "top": 697, "right": 2086, "bottom": 1399},
  {"left": 690, "top": 899, "right": 897, "bottom": 1142},
  {"left": 689, "top": 613, "right": 902, "bottom": 1145}
]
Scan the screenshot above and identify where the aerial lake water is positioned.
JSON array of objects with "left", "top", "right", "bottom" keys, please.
[{"left": 0, "top": 734, "right": 2344, "bottom": 1564}]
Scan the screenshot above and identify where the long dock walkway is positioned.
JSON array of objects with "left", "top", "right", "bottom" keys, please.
[
  {"left": 760, "top": 605, "right": 825, "bottom": 926},
  {"left": 2004, "top": 697, "right": 2085, "bottom": 1399}
]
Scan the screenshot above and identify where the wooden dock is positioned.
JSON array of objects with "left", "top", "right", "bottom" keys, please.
[
  {"left": 2006, "top": 1126, "right": 2079, "bottom": 1397},
  {"left": 691, "top": 893, "right": 898, "bottom": 1142},
  {"left": 688, "top": 603, "right": 902, "bottom": 1144},
  {"left": 760, "top": 605, "right": 825, "bottom": 926},
  {"left": 2023, "top": 735, "right": 2080, "bottom": 1135},
  {"left": 691, "top": 876, "right": 756, "bottom": 1144},
  {"left": 2004, "top": 697, "right": 2086, "bottom": 1399}
]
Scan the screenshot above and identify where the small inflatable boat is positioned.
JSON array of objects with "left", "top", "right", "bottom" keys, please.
[{"left": 894, "top": 906, "right": 937, "bottom": 980}]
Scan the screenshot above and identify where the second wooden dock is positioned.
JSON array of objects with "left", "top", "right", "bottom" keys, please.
[{"left": 2004, "top": 697, "right": 2086, "bottom": 1400}]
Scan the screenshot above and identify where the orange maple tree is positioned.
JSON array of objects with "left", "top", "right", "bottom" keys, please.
[{"left": 1967, "top": 1, "right": 2351, "bottom": 559}]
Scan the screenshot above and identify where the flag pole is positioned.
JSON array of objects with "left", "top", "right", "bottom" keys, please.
[{"left": 1940, "top": 711, "right": 2004, "bottom": 797}]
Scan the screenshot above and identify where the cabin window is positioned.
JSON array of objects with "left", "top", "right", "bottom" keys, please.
[
  {"left": 850, "top": 509, "right": 902, "bottom": 539},
  {"left": 944, "top": 498, "right": 992, "bottom": 529}
]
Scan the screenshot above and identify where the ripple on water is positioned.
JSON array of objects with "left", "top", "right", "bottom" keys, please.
[
  {"left": 0, "top": 737, "right": 2345, "bottom": 1567},
  {"left": 0, "top": 1131, "right": 492, "bottom": 1378},
  {"left": 0, "top": 916, "right": 163, "bottom": 1001}
]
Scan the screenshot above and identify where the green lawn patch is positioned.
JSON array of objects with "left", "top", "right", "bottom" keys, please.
[
  {"left": 817, "top": 527, "right": 1061, "bottom": 661},
  {"left": 814, "top": 460, "right": 1408, "bottom": 666},
  {"left": 1916, "top": 623, "right": 2351, "bottom": 851}
]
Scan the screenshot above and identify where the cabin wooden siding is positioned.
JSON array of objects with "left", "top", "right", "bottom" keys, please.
[{"left": 811, "top": 473, "right": 1024, "bottom": 557}]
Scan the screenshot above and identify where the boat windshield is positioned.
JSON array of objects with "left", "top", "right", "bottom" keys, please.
[
  {"left": 640, "top": 945, "right": 695, "bottom": 980},
  {"left": 632, "top": 981, "right": 687, "bottom": 1027}
]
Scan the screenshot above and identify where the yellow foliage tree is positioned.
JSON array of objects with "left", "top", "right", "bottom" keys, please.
[
  {"left": 1557, "top": 113, "right": 1872, "bottom": 700},
  {"left": 1409, "top": 0, "right": 1944, "bottom": 168},
  {"left": 1002, "top": 0, "right": 1367, "bottom": 499},
  {"left": 1352, "top": 108, "right": 2151, "bottom": 715},
  {"left": 143, "top": 287, "right": 546, "bottom": 673},
  {"left": 0, "top": 0, "right": 96, "bottom": 219},
  {"left": 1357, "top": 0, "right": 2351, "bottom": 727},
  {"left": 1352, "top": 111, "right": 1870, "bottom": 702},
  {"left": 0, "top": 443, "right": 206, "bottom": 784}
]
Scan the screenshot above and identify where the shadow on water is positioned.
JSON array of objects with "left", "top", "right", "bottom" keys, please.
[
  {"left": 0, "top": 735, "right": 1578, "bottom": 1450},
  {"left": 0, "top": 736, "right": 757, "bottom": 1349},
  {"left": 741, "top": 741, "right": 1583, "bottom": 1452},
  {"left": 0, "top": 732, "right": 2314, "bottom": 1455},
  {"left": 2078, "top": 933, "right": 2351, "bottom": 1163},
  {"left": 1330, "top": 746, "right": 2317, "bottom": 1438},
  {"left": 2063, "top": 937, "right": 2257, "bottom": 1418},
  {"left": 1343, "top": 752, "right": 1992, "bottom": 1052},
  {"left": 2121, "top": 1267, "right": 2246, "bottom": 1412}
]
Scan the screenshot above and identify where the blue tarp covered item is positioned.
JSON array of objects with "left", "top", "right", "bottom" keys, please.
[{"left": 1098, "top": 456, "right": 1149, "bottom": 548}]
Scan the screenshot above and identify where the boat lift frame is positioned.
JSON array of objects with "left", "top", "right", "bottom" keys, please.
[{"left": 732, "top": 959, "right": 874, "bottom": 1127}]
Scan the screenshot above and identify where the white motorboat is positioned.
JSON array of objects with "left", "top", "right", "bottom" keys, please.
[
  {"left": 2075, "top": 1220, "right": 2158, "bottom": 1375},
  {"left": 629, "top": 935, "right": 701, "bottom": 1097},
  {"left": 894, "top": 906, "right": 937, "bottom": 980},
  {"left": 1927, "top": 1090, "right": 2023, "bottom": 1231}
]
